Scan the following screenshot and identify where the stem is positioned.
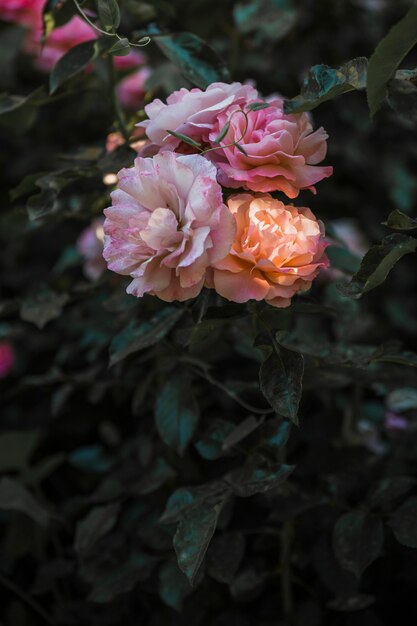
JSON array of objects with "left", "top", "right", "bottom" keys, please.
[
  {"left": 280, "top": 521, "right": 294, "bottom": 623},
  {"left": 73, "top": 0, "right": 118, "bottom": 37},
  {"left": 200, "top": 109, "right": 249, "bottom": 155},
  {"left": 0, "top": 572, "right": 53, "bottom": 625},
  {"left": 106, "top": 55, "right": 130, "bottom": 143}
]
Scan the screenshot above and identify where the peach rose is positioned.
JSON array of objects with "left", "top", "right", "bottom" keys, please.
[
  {"left": 208, "top": 98, "right": 332, "bottom": 198},
  {"left": 138, "top": 81, "right": 259, "bottom": 150},
  {"left": 103, "top": 152, "right": 236, "bottom": 302},
  {"left": 210, "top": 193, "right": 329, "bottom": 308}
]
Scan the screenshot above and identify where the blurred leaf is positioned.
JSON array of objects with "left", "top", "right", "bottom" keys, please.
[
  {"left": 384, "top": 209, "right": 417, "bottom": 231},
  {"left": 285, "top": 57, "right": 368, "bottom": 114},
  {"left": 221, "top": 415, "right": 265, "bottom": 451},
  {"left": 160, "top": 481, "right": 230, "bottom": 525},
  {"left": 108, "top": 37, "right": 131, "bottom": 56},
  {"left": 327, "top": 594, "right": 375, "bottom": 612},
  {"left": 333, "top": 512, "right": 384, "bottom": 578},
  {"left": 367, "top": 5, "right": 417, "bottom": 115},
  {"left": 339, "top": 234, "right": 417, "bottom": 298},
  {"left": 194, "top": 419, "right": 236, "bottom": 460},
  {"left": 207, "top": 531, "right": 245, "bottom": 583},
  {"left": 173, "top": 499, "right": 225, "bottom": 585},
  {"left": 387, "top": 387, "right": 417, "bottom": 411},
  {"left": 158, "top": 560, "right": 192, "bottom": 611},
  {"left": 0, "top": 431, "right": 40, "bottom": 473},
  {"left": 387, "top": 78, "right": 417, "bottom": 124},
  {"left": 234, "top": 0, "right": 297, "bottom": 43},
  {"left": 110, "top": 307, "right": 183, "bottom": 365},
  {"left": 68, "top": 445, "right": 114, "bottom": 473},
  {"left": 259, "top": 344, "right": 304, "bottom": 423},
  {"left": 326, "top": 246, "right": 362, "bottom": 274},
  {"left": 134, "top": 457, "right": 176, "bottom": 495},
  {"left": 20, "top": 289, "right": 69, "bottom": 329},
  {"left": 0, "top": 477, "right": 49, "bottom": 528},
  {"left": 373, "top": 349, "right": 417, "bottom": 368},
  {"left": 155, "top": 373, "right": 199, "bottom": 455},
  {"left": 369, "top": 476, "right": 415, "bottom": 508},
  {"left": 154, "top": 31, "right": 230, "bottom": 89},
  {"left": 225, "top": 462, "right": 294, "bottom": 497},
  {"left": 389, "top": 497, "right": 417, "bottom": 548},
  {"left": 50, "top": 39, "right": 97, "bottom": 94},
  {"left": 75, "top": 503, "right": 120, "bottom": 554},
  {"left": 42, "top": 0, "right": 75, "bottom": 40},
  {"left": 0, "top": 88, "right": 45, "bottom": 115},
  {"left": 98, "top": 0, "right": 120, "bottom": 32}
]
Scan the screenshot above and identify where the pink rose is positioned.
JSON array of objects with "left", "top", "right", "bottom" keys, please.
[
  {"left": 138, "top": 81, "right": 259, "bottom": 150},
  {"left": 0, "top": 342, "right": 15, "bottom": 378},
  {"left": 0, "top": 0, "right": 43, "bottom": 25},
  {"left": 117, "top": 67, "right": 151, "bottom": 110},
  {"left": 114, "top": 49, "right": 146, "bottom": 71},
  {"left": 209, "top": 193, "right": 329, "bottom": 308},
  {"left": 208, "top": 98, "right": 332, "bottom": 198},
  {"left": 77, "top": 218, "right": 106, "bottom": 281},
  {"left": 25, "top": 15, "right": 97, "bottom": 72},
  {"left": 103, "top": 152, "right": 236, "bottom": 302}
]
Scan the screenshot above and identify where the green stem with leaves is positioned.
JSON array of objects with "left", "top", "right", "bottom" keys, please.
[{"left": 106, "top": 55, "right": 130, "bottom": 142}]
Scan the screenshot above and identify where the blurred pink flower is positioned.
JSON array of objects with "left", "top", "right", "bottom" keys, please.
[
  {"left": 385, "top": 411, "right": 409, "bottom": 431},
  {"left": 208, "top": 97, "right": 332, "bottom": 198},
  {"left": 114, "top": 49, "right": 146, "bottom": 71},
  {"left": 209, "top": 193, "right": 329, "bottom": 308},
  {"left": 0, "top": 0, "right": 43, "bottom": 25},
  {"left": 77, "top": 218, "right": 106, "bottom": 281},
  {"left": 138, "top": 81, "right": 259, "bottom": 150},
  {"left": 103, "top": 152, "right": 235, "bottom": 302},
  {"left": 117, "top": 67, "right": 151, "bottom": 110},
  {"left": 0, "top": 342, "right": 15, "bottom": 378}
]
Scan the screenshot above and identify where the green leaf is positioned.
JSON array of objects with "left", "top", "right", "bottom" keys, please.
[
  {"left": 389, "top": 497, "right": 417, "bottom": 548},
  {"left": 155, "top": 373, "right": 199, "bottom": 455},
  {"left": 75, "top": 503, "right": 120, "bottom": 554},
  {"left": 155, "top": 32, "right": 230, "bottom": 89},
  {"left": 0, "top": 477, "right": 49, "bottom": 528},
  {"left": 233, "top": 0, "right": 297, "bottom": 43},
  {"left": 108, "top": 37, "right": 131, "bottom": 56},
  {"left": 387, "top": 78, "right": 417, "bottom": 125},
  {"left": 221, "top": 415, "right": 265, "bottom": 451},
  {"left": 158, "top": 561, "right": 192, "bottom": 611},
  {"left": 20, "top": 289, "right": 69, "bottom": 329},
  {"left": 225, "top": 463, "right": 294, "bottom": 497},
  {"left": 259, "top": 345, "right": 304, "bottom": 423},
  {"left": 110, "top": 307, "right": 183, "bottom": 365},
  {"left": 367, "top": 5, "right": 417, "bottom": 116},
  {"left": 97, "top": 0, "right": 121, "bottom": 32},
  {"left": 246, "top": 101, "right": 271, "bottom": 111},
  {"left": 339, "top": 234, "right": 417, "bottom": 298},
  {"left": 166, "top": 130, "right": 202, "bottom": 150},
  {"left": 173, "top": 500, "right": 224, "bottom": 585},
  {"left": 383, "top": 209, "right": 417, "bottom": 231},
  {"left": 235, "top": 143, "right": 248, "bottom": 156},
  {"left": 212, "top": 121, "right": 231, "bottom": 144},
  {"left": 284, "top": 57, "right": 368, "bottom": 114},
  {"left": 50, "top": 39, "right": 97, "bottom": 94},
  {"left": 333, "top": 512, "right": 384, "bottom": 578}
]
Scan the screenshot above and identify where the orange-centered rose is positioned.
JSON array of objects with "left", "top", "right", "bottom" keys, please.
[{"left": 210, "top": 193, "right": 329, "bottom": 308}]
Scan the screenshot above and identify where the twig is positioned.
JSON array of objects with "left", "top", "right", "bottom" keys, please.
[{"left": 0, "top": 572, "right": 53, "bottom": 625}]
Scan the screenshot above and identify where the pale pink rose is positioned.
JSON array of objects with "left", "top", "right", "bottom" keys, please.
[
  {"left": 103, "top": 152, "right": 236, "bottom": 302},
  {"left": 77, "top": 218, "right": 106, "bottom": 281},
  {"left": 117, "top": 67, "right": 151, "bottom": 109},
  {"left": 208, "top": 98, "right": 332, "bottom": 198},
  {"left": 138, "top": 82, "right": 259, "bottom": 150},
  {"left": 209, "top": 193, "right": 329, "bottom": 308},
  {"left": 26, "top": 15, "right": 97, "bottom": 72},
  {"left": 0, "top": 0, "right": 43, "bottom": 25},
  {"left": 0, "top": 342, "right": 15, "bottom": 378}
]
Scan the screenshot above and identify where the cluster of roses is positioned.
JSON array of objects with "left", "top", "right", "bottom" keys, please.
[
  {"left": 0, "top": 0, "right": 149, "bottom": 108},
  {"left": 103, "top": 82, "right": 332, "bottom": 307}
]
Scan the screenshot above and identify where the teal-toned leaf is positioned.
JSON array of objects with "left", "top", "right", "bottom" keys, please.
[
  {"left": 234, "top": 0, "right": 297, "bottom": 43},
  {"left": 68, "top": 445, "right": 114, "bottom": 473},
  {"left": 173, "top": 500, "right": 224, "bottom": 585},
  {"left": 333, "top": 512, "right": 384, "bottom": 578},
  {"left": 339, "top": 234, "right": 417, "bottom": 298},
  {"left": 108, "top": 37, "right": 131, "bottom": 56},
  {"left": 155, "top": 373, "right": 199, "bottom": 455},
  {"left": 326, "top": 245, "right": 362, "bottom": 274},
  {"left": 155, "top": 32, "right": 230, "bottom": 89},
  {"left": 225, "top": 463, "right": 294, "bottom": 497},
  {"left": 383, "top": 209, "right": 417, "bottom": 231},
  {"left": 367, "top": 5, "right": 417, "bottom": 116},
  {"left": 160, "top": 481, "right": 230, "bottom": 525},
  {"left": 20, "top": 289, "right": 69, "bottom": 329},
  {"left": 110, "top": 307, "right": 183, "bottom": 365},
  {"left": 0, "top": 477, "right": 49, "bottom": 528},
  {"left": 389, "top": 497, "right": 417, "bottom": 548},
  {"left": 194, "top": 419, "right": 236, "bottom": 460},
  {"left": 75, "top": 503, "right": 120, "bottom": 554},
  {"left": 166, "top": 130, "right": 202, "bottom": 150},
  {"left": 263, "top": 420, "right": 291, "bottom": 450},
  {"left": 284, "top": 57, "right": 368, "bottom": 114},
  {"left": 259, "top": 345, "right": 304, "bottom": 423},
  {"left": 158, "top": 561, "right": 192, "bottom": 611},
  {"left": 98, "top": 0, "right": 120, "bottom": 32},
  {"left": 50, "top": 39, "right": 97, "bottom": 94},
  {"left": 387, "top": 388, "right": 417, "bottom": 411},
  {"left": 387, "top": 78, "right": 417, "bottom": 124}
]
